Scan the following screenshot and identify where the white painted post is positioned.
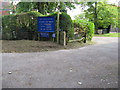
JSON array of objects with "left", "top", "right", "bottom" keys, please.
[{"left": 63, "top": 31, "right": 66, "bottom": 46}]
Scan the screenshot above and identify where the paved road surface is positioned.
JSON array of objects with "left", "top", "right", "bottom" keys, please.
[{"left": 2, "top": 37, "right": 118, "bottom": 88}]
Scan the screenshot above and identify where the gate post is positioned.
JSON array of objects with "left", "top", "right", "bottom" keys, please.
[
  {"left": 60, "top": 31, "right": 66, "bottom": 46},
  {"left": 57, "top": 12, "right": 60, "bottom": 44}
]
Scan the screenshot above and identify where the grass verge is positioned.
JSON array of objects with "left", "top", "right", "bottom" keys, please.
[{"left": 94, "top": 33, "right": 120, "bottom": 37}]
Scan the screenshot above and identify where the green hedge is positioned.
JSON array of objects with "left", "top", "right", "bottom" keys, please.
[
  {"left": 59, "top": 12, "right": 74, "bottom": 40},
  {"left": 2, "top": 11, "right": 43, "bottom": 40},
  {"left": 73, "top": 19, "right": 94, "bottom": 41},
  {"left": 2, "top": 11, "right": 74, "bottom": 40},
  {"left": 2, "top": 14, "right": 16, "bottom": 40}
]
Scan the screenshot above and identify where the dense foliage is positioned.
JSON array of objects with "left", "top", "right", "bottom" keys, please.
[
  {"left": 15, "top": 2, "right": 77, "bottom": 15},
  {"left": 47, "top": 12, "right": 74, "bottom": 40},
  {"left": 59, "top": 12, "right": 74, "bottom": 39},
  {"left": 2, "top": 11, "right": 43, "bottom": 40},
  {"left": 2, "top": 11, "right": 74, "bottom": 40},
  {"left": 73, "top": 19, "right": 94, "bottom": 41},
  {"left": 77, "top": 2, "right": 119, "bottom": 33}
]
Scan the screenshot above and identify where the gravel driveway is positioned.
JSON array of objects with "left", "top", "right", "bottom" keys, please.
[{"left": 2, "top": 37, "right": 118, "bottom": 88}]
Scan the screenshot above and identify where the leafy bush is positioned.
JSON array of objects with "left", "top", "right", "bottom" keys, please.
[
  {"left": 46, "top": 12, "right": 74, "bottom": 40},
  {"left": 2, "top": 14, "right": 16, "bottom": 40},
  {"left": 73, "top": 19, "right": 94, "bottom": 41},
  {"left": 2, "top": 11, "right": 43, "bottom": 40},
  {"left": 87, "top": 22, "right": 95, "bottom": 40},
  {"left": 59, "top": 12, "right": 74, "bottom": 40}
]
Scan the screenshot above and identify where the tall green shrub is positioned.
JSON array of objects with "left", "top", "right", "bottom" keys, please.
[
  {"left": 87, "top": 22, "right": 94, "bottom": 40},
  {"left": 2, "top": 15, "right": 17, "bottom": 40},
  {"left": 47, "top": 12, "right": 74, "bottom": 40},
  {"left": 2, "top": 11, "right": 43, "bottom": 40},
  {"left": 59, "top": 12, "right": 74, "bottom": 40}
]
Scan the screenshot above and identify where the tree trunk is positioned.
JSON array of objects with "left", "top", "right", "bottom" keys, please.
[
  {"left": 37, "top": 2, "right": 47, "bottom": 15},
  {"left": 37, "top": 2, "right": 40, "bottom": 13},
  {"left": 94, "top": 2, "right": 98, "bottom": 34}
]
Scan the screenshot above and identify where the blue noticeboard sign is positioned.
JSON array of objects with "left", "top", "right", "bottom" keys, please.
[
  {"left": 38, "top": 17, "right": 55, "bottom": 32},
  {"left": 40, "top": 33, "right": 49, "bottom": 37}
]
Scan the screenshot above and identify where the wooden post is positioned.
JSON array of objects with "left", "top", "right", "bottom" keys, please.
[
  {"left": 84, "top": 31, "right": 86, "bottom": 43},
  {"left": 59, "top": 31, "right": 66, "bottom": 46},
  {"left": 57, "top": 11, "right": 60, "bottom": 44},
  {"left": 38, "top": 32, "right": 40, "bottom": 41}
]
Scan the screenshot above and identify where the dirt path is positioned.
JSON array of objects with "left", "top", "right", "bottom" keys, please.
[{"left": 1, "top": 40, "right": 93, "bottom": 53}]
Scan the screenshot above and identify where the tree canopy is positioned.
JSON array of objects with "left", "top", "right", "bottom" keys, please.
[
  {"left": 15, "top": 2, "right": 77, "bottom": 15},
  {"left": 75, "top": 2, "right": 119, "bottom": 33}
]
